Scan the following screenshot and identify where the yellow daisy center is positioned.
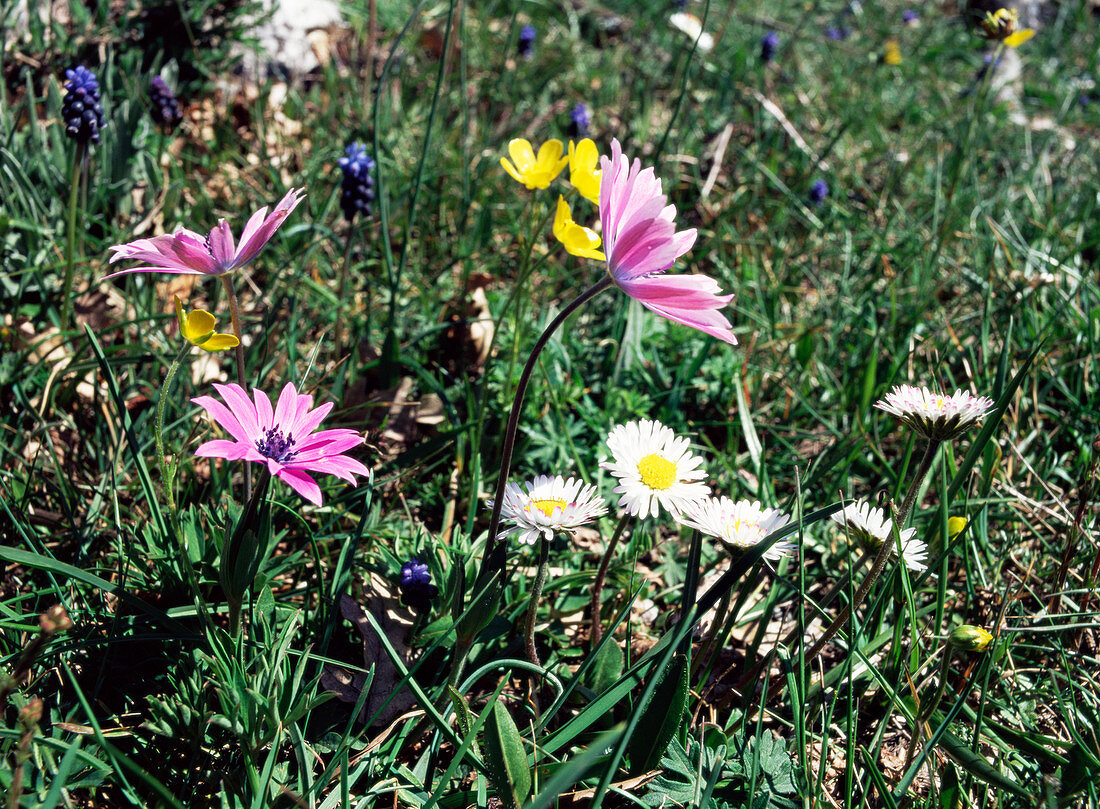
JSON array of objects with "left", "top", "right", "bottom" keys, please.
[
  {"left": 527, "top": 498, "right": 567, "bottom": 518},
  {"left": 637, "top": 453, "right": 677, "bottom": 490},
  {"left": 933, "top": 396, "right": 946, "bottom": 411}
]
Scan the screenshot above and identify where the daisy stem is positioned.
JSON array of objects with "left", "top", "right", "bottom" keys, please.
[
  {"left": 590, "top": 513, "right": 631, "bottom": 649},
  {"left": 333, "top": 224, "right": 356, "bottom": 362},
  {"left": 154, "top": 342, "right": 191, "bottom": 513},
  {"left": 220, "top": 274, "right": 252, "bottom": 502},
  {"left": 524, "top": 536, "right": 551, "bottom": 668},
  {"left": 484, "top": 275, "right": 613, "bottom": 563},
  {"left": 897, "top": 438, "right": 942, "bottom": 528},
  {"left": 804, "top": 440, "right": 941, "bottom": 662},
  {"left": 60, "top": 142, "right": 84, "bottom": 330}
]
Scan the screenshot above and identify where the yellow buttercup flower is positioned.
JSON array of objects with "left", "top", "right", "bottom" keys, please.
[
  {"left": 552, "top": 196, "right": 604, "bottom": 260},
  {"left": 500, "top": 138, "right": 568, "bottom": 190},
  {"left": 883, "top": 39, "right": 902, "bottom": 66},
  {"left": 1003, "top": 28, "right": 1035, "bottom": 48},
  {"left": 568, "top": 139, "right": 602, "bottom": 204},
  {"left": 174, "top": 296, "right": 239, "bottom": 352},
  {"left": 980, "top": 8, "right": 1034, "bottom": 46}
]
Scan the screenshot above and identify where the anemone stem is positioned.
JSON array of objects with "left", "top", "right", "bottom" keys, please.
[{"left": 219, "top": 273, "right": 252, "bottom": 501}]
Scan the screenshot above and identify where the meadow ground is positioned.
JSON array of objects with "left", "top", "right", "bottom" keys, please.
[{"left": 2, "top": 0, "right": 1099, "bottom": 806}]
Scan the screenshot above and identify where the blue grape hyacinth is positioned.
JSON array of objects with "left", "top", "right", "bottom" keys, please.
[
  {"left": 62, "top": 66, "right": 104, "bottom": 145},
  {"left": 760, "top": 31, "right": 780, "bottom": 63},
  {"left": 399, "top": 558, "right": 438, "bottom": 612},
  {"left": 150, "top": 77, "right": 182, "bottom": 127},
  {"left": 518, "top": 24, "right": 537, "bottom": 59},
  {"left": 809, "top": 179, "right": 829, "bottom": 206},
  {"left": 568, "top": 103, "right": 590, "bottom": 138},
  {"left": 338, "top": 142, "right": 375, "bottom": 222}
]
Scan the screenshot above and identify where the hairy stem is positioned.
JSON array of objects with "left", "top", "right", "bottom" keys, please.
[
  {"left": 524, "top": 536, "right": 551, "bottom": 667},
  {"left": 219, "top": 274, "right": 252, "bottom": 502},
  {"left": 483, "top": 276, "right": 613, "bottom": 561},
  {"left": 590, "top": 513, "right": 631, "bottom": 648}
]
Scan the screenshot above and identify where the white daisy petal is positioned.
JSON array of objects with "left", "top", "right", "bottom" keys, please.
[
  {"left": 875, "top": 384, "right": 994, "bottom": 441},
  {"left": 495, "top": 474, "right": 607, "bottom": 545},
  {"left": 600, "top": 419, "right": 710, "bottom": 518},
  {"left": 677, "top": 497, "right": 794, "bottom": 560},
  {"left": 830, "top": 499, "right": 928, "bottom": 572}
]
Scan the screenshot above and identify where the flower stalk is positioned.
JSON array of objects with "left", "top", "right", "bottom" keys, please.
[
  {"left": 219, "top": 274, "right": 252, "bottom": 500},
  {"left": 60, "top": 143, "right": 85, "bottom": 329},
  {"left": 524, "top": 536, "right": 551, "bottom": 667},
  {"left": 590, "top": 513, "right": 630, "bottom": 648}
]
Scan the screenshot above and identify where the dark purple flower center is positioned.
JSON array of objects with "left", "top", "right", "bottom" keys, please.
[{"left": 256, "top": 427, "right": 298, "bottom": 463}]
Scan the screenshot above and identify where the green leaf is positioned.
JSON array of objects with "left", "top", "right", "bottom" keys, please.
[
  {"left": 448, "top": 686, "right": 482, "bottom": 761},
  {"left": 482, "top": 700, "right": 531, "bottom": 809},
  {"left": 586, "top": 637, "right": 624, "bottom": 695},
  {"left": 628, "top": 653, "right": 688, "bottom": 774}
]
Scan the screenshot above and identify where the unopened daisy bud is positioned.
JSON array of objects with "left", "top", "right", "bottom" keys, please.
[
  {"left": 946, "top": 516, "right": 968, "bottom": 540},
  {"left": 875, "top": 384, "right": 995, "bottom": 442},
  {"left": 948, "top": 624, "right": 993, "bottom": 652},
  {"left": 62, "top": 65, "right": 105, "bottom": 145}
]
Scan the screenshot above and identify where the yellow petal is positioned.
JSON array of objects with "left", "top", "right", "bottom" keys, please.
[
  {"left": 500, "top": 157, "right": 525, "bottom": 185},
  {"left": 947, "top": 516, "right": 968, "bottom": 539},
  {"left": 199, "top": 333, "right": 241, "bottom": 352},
  {"left": 1004, "top": 28, "right": 1034, "bottom": 47},
  {"left": 507, "top": 138, "right": 536, "bottom": 173},
  {"left": 568, "top": 139, "right": 602, "bottom": 204},
  {"left": 553, "top": 195, "right": 605, "bottom": 260}
]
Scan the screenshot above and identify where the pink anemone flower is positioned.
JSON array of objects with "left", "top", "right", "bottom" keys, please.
[
  {"left": 192, "top": 381, "right": 368, "bottom": 506},
  {"left": 105, "top": 188, "right": 305, "bottom": 278},
  {"left": 600, "top": 140, "right": 736, "bottom": 345}
]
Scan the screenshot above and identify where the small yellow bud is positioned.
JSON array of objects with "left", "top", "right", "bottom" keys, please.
[{"left": 948, "top": 624, "right": 994, "bottom": 652}]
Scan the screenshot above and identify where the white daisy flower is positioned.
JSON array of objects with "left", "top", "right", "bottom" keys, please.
[
  {"left": 601, "top": 419, "right": 709, "bottom": 518},
  {"left": 669, "top": 12, "right": 714, "bottom": 52},
  {"left": 831, "top": 499, "right": 928, "bottom": 572},
  {"left": 677, "top": 497, "right": 794, "bottom": 560},
  {"left": 495, "top": 475, "right": 607, "bottom": 545},
  {"left": 875, "top": 385, "right": 994, "bottom": 441}
]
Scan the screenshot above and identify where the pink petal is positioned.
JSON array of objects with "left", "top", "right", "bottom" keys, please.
[
  {"left": 194, "top": 438, "right": 251, "bottom": 460},
  {"left": 212, "top": 383, "right": 263, "bottom": 439},
  {"left": 292, "top": 400, "right": 334, "bottom": 437},
  {"left": 233, "top": 188, "right": 304, "bottom": 268},
  {"left": 192, "top": 395, "right": 254, "bottom": 444},
  {"left": 618, "top": 273, "right": 732, "bottom": 306},
  {"left": 638, "top": 299, "right": 738, "bottom": 345},
  {"left": 272, "top": 382, "right": 302, "bottom": 430},
  {"left": 253, "top": 387, "right": 275, "bottom": 431},
  {"left": 103, "top": 266, "right": 206, "bottom": 279},
  {"left": 206, "top": 220, "right": 237, "bottom": 269},
  {"left": 277, "top": 467, "right": 323, "bottom": 505}
]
